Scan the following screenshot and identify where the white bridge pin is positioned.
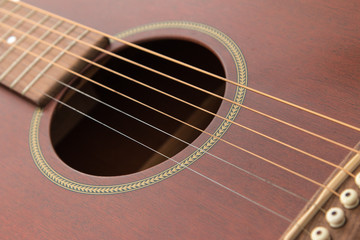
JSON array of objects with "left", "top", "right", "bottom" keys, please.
[
  {"left": 340, "top": 189, "right": 359, "bottom": 209},
  {"left": 326, "top": 207, "right": 345, "bottom": 228},
  {"left": 311, "top": 226, "right": 330, "bottom": 240}
]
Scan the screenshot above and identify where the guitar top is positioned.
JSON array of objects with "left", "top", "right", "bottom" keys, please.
[{"left": 0, "top": 0, "right": 359, "bottom": 239}]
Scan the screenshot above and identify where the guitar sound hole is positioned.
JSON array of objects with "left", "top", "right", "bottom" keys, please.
[{"left": 50, "top": 39, "right": 226, "bottom": 176}]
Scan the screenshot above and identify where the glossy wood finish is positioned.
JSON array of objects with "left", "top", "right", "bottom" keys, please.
[{"left": 0, "top": 0, "right": 359, "bottom": 239}]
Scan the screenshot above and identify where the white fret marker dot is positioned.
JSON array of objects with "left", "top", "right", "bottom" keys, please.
[{"left": 6, "top": 36, "right": 17, "bottom": 44}]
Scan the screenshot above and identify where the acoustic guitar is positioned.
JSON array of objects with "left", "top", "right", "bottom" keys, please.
[{"left": 0, "top": 0, "right": 359, "bottom": 239}]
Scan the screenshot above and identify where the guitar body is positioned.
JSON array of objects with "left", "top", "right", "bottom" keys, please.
[{"left": 0, "top": 0, "right": 359, "bottom": 239}]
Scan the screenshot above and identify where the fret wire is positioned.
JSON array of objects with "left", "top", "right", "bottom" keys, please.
[
  {"left": 0, "top": 7, "right": 34, "bottom": 41},
  {"left": 0, "top": 0, "right": 19, "bottom": 24},
  {"left": 8, "top": 19, "right": 64, "bottom": 88},
  {"left": 0, "top": 9, "right": 35, "bottom": 69},
  {"left": 0, "top": 14, "right": 50, "bottom": 83},
  {"left": 21, "top": 28, "right": 88, "bottom": 94}
]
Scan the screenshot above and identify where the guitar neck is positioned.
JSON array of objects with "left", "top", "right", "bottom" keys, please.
[{"left": 0, "top": 0, "right": 108, "bottom": 105}]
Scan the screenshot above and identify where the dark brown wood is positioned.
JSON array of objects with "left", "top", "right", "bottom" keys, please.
[
  {"left": 0, "top": 0, "right": 108, "bottom": 106},
  {"left": 0, "top": 0, "right": 359, "bottom": 239},
  {"left": 293, "top": 143, "right": 360, "bottom": 240}
]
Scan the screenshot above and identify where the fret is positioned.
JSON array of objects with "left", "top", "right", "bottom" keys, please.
[
  {"left": 0, "top": 9, "right": 35, "bottom": 65},
  {"left": 0, "top": 10, "right": 39, "bottom": 62},
  {"left": 0, "top": 0, "right": 14, "bottom": 12},
  {"left": 0, "top": 14, "right": 49, "bottom": 82},
  {"left": 0, "top": 1, "right": 109, "bottom": 106},
  {"left": 8, "top": 19, "right": 65, "bottom": 88},
  {"left": 21, "top": 28, "right": 88, "bottom": 94},
  {"left": 0, "top": 1, "right": 19, "bottom": 23},
  {"left": 0, "top": 7, "right": 35, "bottom": 40}
]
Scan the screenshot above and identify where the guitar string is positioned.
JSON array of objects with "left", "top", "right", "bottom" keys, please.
[
  {"left": 0, "top": 62, "right": 321, "bottom": 236},
  {"left": 1, "top": 56, "right": 325, "bottom": 239},
  {"left": 10, "top": 56, "right": 304, "bottom": 225},
  {"left": 15, "top": 0, "right": 360, "bottom": 133},
  {"left": 0, "top": 1, "right": 339, "bottom": 235},
  {"left": 0, "top": 36, "right": 341, "bottom": 198},
  {"left": 0, "top": 0, "right": 332, "bottom": 232},
  {"left": 0, "top": 13, "right": 330, "bottom": 220},
  {"left": 0, "top": 19, "right": 356, "bottom": 180},
  {"left": 43, "top": 92, "right": 295, "bottom": 224},
  {"left": 0, "top": 5, "right": 358, "bottom": 160},
  {"left": 0, "top": 0, "right": 344, "bottom": 236},
  {"left": 2, "top": 6, "right": 332, "bottom": 201},
  {"left": 3, "top": 64, "right": 317, "bottom": 233},
  {"left": 0, "top": 5, "right": 321, "bottom": 208},
  {"left": 7, "top": 54, "right": 314, "bottom": 205},
  {"left": 0, "top": 3, "right": 354, "bottom": 198},
  {"left": 58, "top": 80, "right": 311, "bottom": 203},
  {"left": 57, "top": 75, "right": 324, "bottom": 217},
  {"left": 0, "top": 4, "right": 317, "bottom": 214},
  {"left": 0, "top": 5, "right": 351, "bottom": 196}
]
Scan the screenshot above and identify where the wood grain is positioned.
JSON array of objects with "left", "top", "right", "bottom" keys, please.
[{"left": 0, "top": 0, "right": 359, "bottom": 239}]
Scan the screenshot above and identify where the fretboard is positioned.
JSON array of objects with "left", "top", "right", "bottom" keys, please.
[{"left": 0, "top": 0, "right": 108, "bottom": 106}]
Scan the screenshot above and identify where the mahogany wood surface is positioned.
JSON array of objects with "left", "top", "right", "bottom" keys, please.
[{"left": 0, "top": 0, "right": 359, "bottom": 239}]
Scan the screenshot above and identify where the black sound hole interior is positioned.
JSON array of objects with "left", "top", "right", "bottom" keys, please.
[{"left": 50, "top": 39, "right": 226, "bottom": 176}]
